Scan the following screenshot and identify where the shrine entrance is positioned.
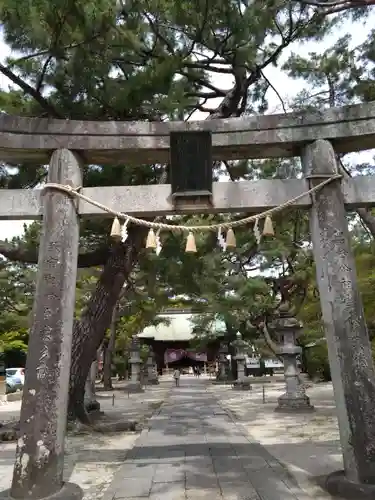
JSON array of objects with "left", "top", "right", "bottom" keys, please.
[
  {"left": 2, "top": 103, "right": 375, "bottom": 499},
  {"left": 164, "top": 348, "right": 207, "bottom": 372}
]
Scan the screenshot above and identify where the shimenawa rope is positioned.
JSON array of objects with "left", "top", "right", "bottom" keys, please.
[{"left": 42, "top": 174, "right": 341, "bottom": 232}]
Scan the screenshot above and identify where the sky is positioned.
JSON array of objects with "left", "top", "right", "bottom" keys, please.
[{"left": 0, "top": 12, "right": 374, "bottom": 240}]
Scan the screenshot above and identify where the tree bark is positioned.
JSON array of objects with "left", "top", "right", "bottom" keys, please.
[
  {"left": 67, "top": 228, "right": 145, "bottom": 422},
  {"left": 84, "top": 360, "right": 99, "bottom": 411},
  {"left": 103, "top": 304, "right": 118, "bottom": 390}
]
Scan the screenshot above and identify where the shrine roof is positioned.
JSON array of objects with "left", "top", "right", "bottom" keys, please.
[{"left": 137, "top": 313, "right": 225, "bottom": 342}]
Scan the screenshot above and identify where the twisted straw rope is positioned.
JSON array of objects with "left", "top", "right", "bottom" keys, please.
[{"left": 43, "top": 174, "right": 341, "bottom": 232}]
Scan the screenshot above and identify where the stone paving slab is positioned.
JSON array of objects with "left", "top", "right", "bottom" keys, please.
[
  {"left": 209, "top": 380, "right": 344, "bottom": 499},
  {"left": 104, "top": 376, "right": 319, "bottom": 500}
]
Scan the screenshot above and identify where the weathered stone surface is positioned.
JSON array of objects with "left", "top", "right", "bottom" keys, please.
[
  {"left": 0, "top": 482, "right": 83, "bottom": 500},
  {"left": 326, "top": 470, "right": 375, "bottom": 499},
  {"left": 103, "top": 377, "right": 312, "bottom": 500},
  {"left": 10, "top": 149, "right": 82, "bottom": 499},
  {"left": 2, "top": 176, "right": 375, "bottom": 220},
  {"left": 1, "top": 103, "right": 375, "bottom": 164},
  {"left": 231, "top": 332, "right": 251, "bottom": 390},
  {"left": 146, "top": 347, "right": 159, "bottom": 386},
  {"left": 302, "top": 139, "right": 375, "bottom": 485},
  {"left": 0, "top": 421, "right": 20, "bottom": 442},
  {"left": 274, "top": 394, "right": 315, "bottom": 413},
  {"left": 269, "top": 305, "right": 315, "bottom": 413}
]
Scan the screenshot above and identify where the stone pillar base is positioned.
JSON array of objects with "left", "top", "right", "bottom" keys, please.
[
  {"left": 127, "top": 382, "right": 144, "bottom": 393},
  {"left": 216, "top": 371, "right": 229, "bottom": 380},
  {"left": 275, "top": 393, "right": 314, "bottom": 413},
  {"left": 325, "top": 470, "right": 375, "bottom": 499},
  {"left": 1, "top": 482, "right": 83, "bottom": 500}
]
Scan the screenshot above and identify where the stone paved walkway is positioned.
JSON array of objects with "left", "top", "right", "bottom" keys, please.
[{"left": 104, "top": 376, "right": 315, "bottom": 500}]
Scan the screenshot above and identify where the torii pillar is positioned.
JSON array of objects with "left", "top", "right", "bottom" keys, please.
[{"left": 302, "top": 139, "right": 375, "bottom": 498}]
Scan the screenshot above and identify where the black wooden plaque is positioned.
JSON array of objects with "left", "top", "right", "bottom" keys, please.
[{"left": 169, "top": 131, "right": 213, "bottom": 197}]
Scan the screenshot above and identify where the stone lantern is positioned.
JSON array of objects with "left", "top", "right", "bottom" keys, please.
[
  {"left": 215, "top": 341, "right": 229, "bottom": 383},
  {"left": 268, "top": 303, "right": 314, "bottom": 412},
  {"left": 127, "top": 337, "right": 144, "bottom": 393},
  {"left": 146, "top": 346, "right": 159, "bottom": 385},
  {"left": 231, "top": 332, "right": 251, "bottom": 390}
]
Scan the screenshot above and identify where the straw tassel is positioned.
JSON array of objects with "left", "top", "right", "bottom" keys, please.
[
  {"left": 185, "top": 232, "right": 197, "bottom": 253},
  {"left": 155, "top": 229, "right": 162, "bottom": 256},
  {"left": 263, "top": 216, "right": 274, "bottom": 237},
  {"left": 253, "top": 218, "right": 261, "bottom": 244},
  {"left": 110, "top": 217, "right": 122, "bottom": 240},
  {"left": 146, "top": 228, "right": 157, "bottom": 248},
  {"left": 225, "top": 228, "right": 236, "bottom": 249}
]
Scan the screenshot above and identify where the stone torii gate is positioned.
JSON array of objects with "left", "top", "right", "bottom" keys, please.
[{"left": 1, "top": 103, "right": 375, "bottom": 499}]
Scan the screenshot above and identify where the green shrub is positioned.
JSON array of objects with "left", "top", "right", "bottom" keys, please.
[
  {"left": 303, "top": 343, "right": 331, "bottom": 381},
  {"left": 113, "top": 356, "right": 128, "bottom": 379}
]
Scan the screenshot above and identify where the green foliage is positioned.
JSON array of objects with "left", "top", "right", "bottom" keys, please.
[
  {"left": 0, "top": 257, "right": 35, "bottom": 337},
  {"left": 303, "top": 344, "right": 331, "bottom": 382},
  {"left": 0, "top": 329, "right": 28, "bottom": 353},
  {"left": 0, "top": 329, "right": 28, "bottom": 367},
  {"left": 112, "top": 355, "right": 128, "bottom": 379}
]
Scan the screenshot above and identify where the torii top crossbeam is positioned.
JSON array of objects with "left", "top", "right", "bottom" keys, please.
[
  {"left": 0, "top": 102, "right": 374, "bottom": 165},
  {"left": 0, "top": 102, "right": 375, "bottom": 221}
]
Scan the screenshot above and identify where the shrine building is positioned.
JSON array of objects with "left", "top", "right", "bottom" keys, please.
[{"left": 137, "top": 310, "right": 225, "bottom": 373}]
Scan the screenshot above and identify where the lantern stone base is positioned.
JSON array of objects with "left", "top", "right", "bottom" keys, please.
[
  {"left": 214, "top": 370, "right": 232, "bottom": 383},
  {"left": 85, "top": 400, "right": 101, "bottom": 413},
  {"left": 275, "top": 393, "right": 314, "bottom": 413},
  {"left": 0, "top": 482, "right": 83, "bottom": 500},
  {"left": 126, "top": 382, "right": 144, "bottom": 393},
  {"left": 232, "top": 379, "right": 252, "bottom": 391},
  {"left": 325, "top": 470, "right": 375, "bottom": 499}
]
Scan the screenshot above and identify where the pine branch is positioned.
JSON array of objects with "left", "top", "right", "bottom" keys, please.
[
  {"left": 0, "top": 63, "right": 62, "bottom": 118},
  {"left": 0, "top": 241, "right": 110, "bottom": 267},
  {"left": 291, "top": 0, "right": 375, "bottom": 13},
  {"left": 179, "top": 70, "right": 227, "bottom": 96},
  {"left": 261, "top": 70, "right": 287, "bottom": 113},
  {"left": 185, "top": 63, "right": 234, "bottom": 74},
  {"left": 10, "top": 35, "right": 104, "bottom": 66}
]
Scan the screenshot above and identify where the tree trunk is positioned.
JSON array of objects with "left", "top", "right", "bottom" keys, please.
[
  {"left": 68, "top": 229, "right": 144, "bottom": 422},
  {"left": 84, "top": 360, "right": 99, "bottom": 411},
  {"left": 103, "top": 305, "right": 118, "bottom": 390}
]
